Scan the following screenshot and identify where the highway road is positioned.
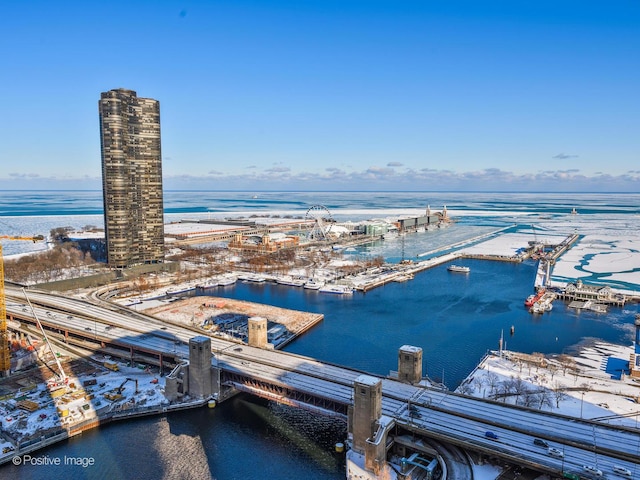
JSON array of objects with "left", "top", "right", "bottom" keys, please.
[{"left": 6, "top": 285, "right": 640, "bottom": 479}]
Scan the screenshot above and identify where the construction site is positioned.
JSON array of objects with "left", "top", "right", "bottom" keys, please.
[{"left": 0, "top": 231, "right": 329, "bottom": 463}]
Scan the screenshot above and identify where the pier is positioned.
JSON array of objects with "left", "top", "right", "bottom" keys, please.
[{"left": 351, "top": 253, "right": 459, "bottom": 292}]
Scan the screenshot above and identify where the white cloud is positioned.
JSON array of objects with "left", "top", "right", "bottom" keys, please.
[
  {"left": 552, "top": 153, "right": 579, "bottom": 160},
  {"left": 1, "top": 167, "right": 638, "bottom": 192}
]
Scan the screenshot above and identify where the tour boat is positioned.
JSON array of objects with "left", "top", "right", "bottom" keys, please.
[{"left": 447, "top": 265, "right": 470, "bottom": 273}]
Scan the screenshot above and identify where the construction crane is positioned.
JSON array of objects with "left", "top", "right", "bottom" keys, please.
[
  {"left": 0, "top": 235, "right": 45, "bottom": 376},
  {"left": 22, "top": 287, "right": 68, "bottom": 385}
]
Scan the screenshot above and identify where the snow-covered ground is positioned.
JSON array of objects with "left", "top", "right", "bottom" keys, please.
[{"left": 458, "top": 344, "right": 640, "bottom": 428}]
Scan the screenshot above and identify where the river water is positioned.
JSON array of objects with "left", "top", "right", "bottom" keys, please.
[{"left": 1, "top": 191, "right": 640, "bottom": 479}]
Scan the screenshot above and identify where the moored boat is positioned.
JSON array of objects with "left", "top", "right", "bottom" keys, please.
[
  {"left": 238, "top": 273, "right": 266, "bottom": 283},
  {"left": 276, "top": 275, "right": 306, "bottom": 287},
  {"left": 217, "top": 274, "right": 237, "bottom": 286},
  {"left": 303, "top": 278, "right": 325, "bottom": 290},
  {"left": 524, "top": 289, "right": 545, "bottom": 307},
  {"left": 319, "top": 284, "right": 354, "bottom": 295}
]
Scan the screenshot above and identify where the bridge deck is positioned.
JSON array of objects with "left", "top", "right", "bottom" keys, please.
[{"left": 7, "top": 286, "right": 640, "bottom": 478}]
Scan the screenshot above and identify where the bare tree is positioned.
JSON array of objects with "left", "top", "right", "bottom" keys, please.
[
  {"left": 521, "top": 388, "right": 536, "bottom": 407},
  {"left": 552, "top": 382, "right": 568, "bottom": 409},
  {"left": 486, "top": 371, "right": 499, "bottom": 397},
  {"left": 458, "top": 382, "right": 474, "bottom": 396},
  {"left": 538, "top": 389, "right": 553, "bottom": 410},
  {"left": 557, "top": 354, "right": 576, "bottom": 375},
  {"left": 512, "top": 377, "right": 528, "bottom": 404}
]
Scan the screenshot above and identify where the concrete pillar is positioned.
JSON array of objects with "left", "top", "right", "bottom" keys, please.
[
  {"left": 188, "top": 336, "right": 212, "bottom": 398},
  {"left": 248, "top": 316, "right": 268, "bottom": 348},
  {"left": 164, "top": 377, "right": 179, "bottom": 402},
  {"left": 352, "top": 375, "right": 382, "bottom": 454},
  {"left": 398, "top": 345, "right": 422, "bottom": 384}
]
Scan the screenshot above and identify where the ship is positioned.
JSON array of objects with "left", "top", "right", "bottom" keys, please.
[
  {"left": 524, "top": 289, "right": 546, "bottom": 308},
  {"left": 447, "top": 265, "right": 470, "bottom": 273}
]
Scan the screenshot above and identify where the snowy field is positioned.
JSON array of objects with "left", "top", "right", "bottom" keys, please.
[{"left": 458, "top": 344, "right": 640, "bottom": 428}]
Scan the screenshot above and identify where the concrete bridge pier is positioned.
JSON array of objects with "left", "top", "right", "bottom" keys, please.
[
  {"left": 165, "top": 336, "right": 217, "bottom": 402},
  {"left": 349, "top": 374, "right": 393, "bottom": 475},
  {"left": 398, "top": 345, "right": 422, "bottom": 384}
]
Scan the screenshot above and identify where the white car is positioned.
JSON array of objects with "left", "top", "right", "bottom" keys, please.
[
  {"left": 582, "top": 465, "right": 603, "bottom": 477},
  {"left": 612, "top": 465, "right": 632, "bottom": 478},
  {"left": 547, "top": 447, "right": 564, "bottom": 458}
]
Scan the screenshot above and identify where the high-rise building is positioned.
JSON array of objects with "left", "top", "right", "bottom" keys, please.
[{"left": 99, "top": 88, "right": 165, "bottom": 268}]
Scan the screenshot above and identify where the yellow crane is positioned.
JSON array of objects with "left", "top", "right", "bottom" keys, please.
[{"left": 0, "top": 235, "right": 45, "bottom": 376}]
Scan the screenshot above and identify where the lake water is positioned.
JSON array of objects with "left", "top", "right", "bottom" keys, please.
[{"left": 1, "top": 191, "right": 639, "bottom": 479}]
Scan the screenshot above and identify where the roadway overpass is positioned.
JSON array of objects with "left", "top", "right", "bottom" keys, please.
[{"left": 5, "top": 285, "right": 639, "bottom": 479}]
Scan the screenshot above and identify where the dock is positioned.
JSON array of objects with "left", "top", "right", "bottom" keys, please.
[{"left": 351, "top": 253, "right": 459, "bottom": 292}]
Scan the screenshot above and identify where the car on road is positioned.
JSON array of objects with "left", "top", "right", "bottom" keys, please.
[
  {"left": 582, "top": 465, "right": 603, "bottom": 477},
  {"left": 408, "top": 405, "right": 421, "bottom": 418},
  {"left": 484, "top": 431, "right": 498, "bottom": 440},
  {"left": 612, "top": 465, "right": 632, "bottom": 477},
  {"left": 533, "top": 438, "right": 549, "bottom": 448},
  {"left": 547, "top": 447, "right": 564, "bottom": 458}
]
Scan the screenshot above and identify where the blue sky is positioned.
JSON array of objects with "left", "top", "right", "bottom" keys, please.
[{"left": 0, "top": 0, "right": 638, "bottom": 192}]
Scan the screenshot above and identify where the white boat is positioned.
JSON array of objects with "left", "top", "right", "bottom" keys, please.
[
  {"left": 217, "top": 274, "right": 237, "bottom": 286},
  {"left": 276, "top": 275, "right": 306, "bottom": 287},
  {"left": 303, "top": 278, "right": 325, "bottom": 290},
  {"left": 530, "top": 302, "right": 543, "bottom": 314},
  {"left": 447, "top": 265, "right": 470, "bottom": 273},
  {"left": 238, "top": 273, "right": 266, "bottom": 283},
  {"left": 166, "top": 286, "right": 195, "bottom": 295},
  {"left": 319, "top": 284, "right": 354, "bottom": 295},
  {"left": 196, "top": 279, "right": 218, "bottom": 289},
  {"left": 393, "top": 273, "right": 414, "bottom": 282}
]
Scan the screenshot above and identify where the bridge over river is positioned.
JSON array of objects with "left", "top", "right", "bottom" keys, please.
[{"left": 5, "top": 285, "right": 640, "bottom": 479}]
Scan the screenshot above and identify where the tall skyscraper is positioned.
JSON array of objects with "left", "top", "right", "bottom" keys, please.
[{"left": 99, "top": 88, "right": 165, "bottom": 268}]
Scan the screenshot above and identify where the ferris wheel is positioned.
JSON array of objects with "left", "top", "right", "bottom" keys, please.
[{"left": 305, "top": 205, "right": 333, "bottom": 241}]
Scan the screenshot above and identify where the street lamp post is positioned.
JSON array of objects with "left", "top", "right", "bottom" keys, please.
[{"left": 580, "top": 391, "right": 585, "bottom": 418}]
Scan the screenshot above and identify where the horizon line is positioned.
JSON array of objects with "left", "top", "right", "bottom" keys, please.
[{"left": 1, "top": 189, "right": 639, "bottom": 195}]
